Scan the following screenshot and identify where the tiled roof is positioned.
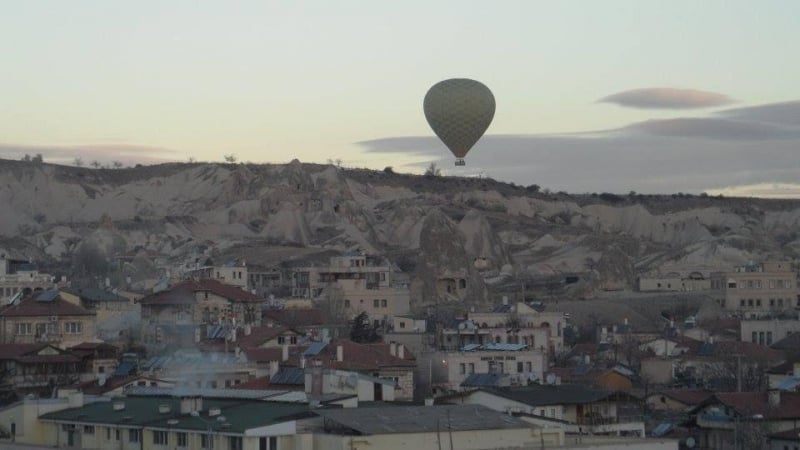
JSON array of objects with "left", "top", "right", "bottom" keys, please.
[
  {"left": 707, "top": 392, "right": 800, "bottom": 419},
  {"left": 62, "top": 287, "right": 128, "bottom": 303},
  {"left": 0, "top": 343, "right": 48, "bottom": 359},
  {"left": 0, "top": 294, "right": 94, "bottom": 317},
  {"left": 301, "top": 339, "right": 416, "bottom": 371},
  {"left": 769, "top": 427, "right": 800, "bottom": 441},
  {"left": 263, "top": 308, "right": 327, "bottom": 327},
  {"left": 693, "top": 340, "right": 785, "bottom": 361},
  {"left": 139, "top": 279, "right": 259, "bottom": 305},
  {"left": 241, "top": 347, "right": 284, "bottom": 363},
  {"left": 236, "top": 326, "right": 297, "bottom": 348},
  {"left": 771, "top": 333, "right": 800, "bottom": 351},
  {"left": 480, "top": 384, "right": 634, "bottom": 407},
  {"left": 657, "top": 390, "right": 713, "bottom": 406}
]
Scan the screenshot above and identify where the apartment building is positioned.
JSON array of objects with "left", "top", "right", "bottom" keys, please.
[
  {"left": 710, "top": 261, "right": 799, "bottom": 315},
  {"left": 0, "top": 290, "right": 96, "bottom": 349},
  {"left": 291, "top": 252, "right": 410, "bottom": 324},
  {"left": 0, "top": 255, "right": 59, "bottom": 301}
]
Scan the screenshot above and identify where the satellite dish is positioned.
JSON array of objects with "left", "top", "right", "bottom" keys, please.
[
  {"left": 545, "top": 373, "right": 556, "bottom": 385},
  {"left": 685, "top": 437, "right": 696, "bottom": 448},
  {"left": 345, "top": 373, "right": 358, "bottom": 388}
]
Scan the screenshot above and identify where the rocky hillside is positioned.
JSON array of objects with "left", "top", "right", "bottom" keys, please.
[{"left": 2, "top": 158, "right": 800, "bottom": 310}]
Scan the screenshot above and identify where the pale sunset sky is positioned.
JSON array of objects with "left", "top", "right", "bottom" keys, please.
[{"left": 1, "top": 1, "right": 799, "bottom": 196}]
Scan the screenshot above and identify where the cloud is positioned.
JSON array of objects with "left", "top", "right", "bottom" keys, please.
[
  {"left": 626, "top": 117, "right": 800, "bottom": 140},
  {"left": 0, "top": 143, "right": 181, "bottom": 166},
  {"left": 358, "top": 99, "right": 800, "bottom": 196},
  {"left": 599, "top": 87, "right": 733, "bottom": 109},
  {"left": 718, "top": 100, "right": 800, "bottom": 127}
]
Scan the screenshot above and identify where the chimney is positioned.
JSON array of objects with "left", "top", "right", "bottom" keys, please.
[
  {"left": 624, "top": 317, "right": 629, "bottom": 326},
  {"left": 180, "top": 396, "right": 203, "bottom": 415},
  {"left": 300, "top": 357, "right": 306, "bottom": 369},
  {"left": 502, "top": 296, "right": 508, "bottom": 306},
  {"left": 68, "top": 392, "right": 84, "bottom": 408},
  {"left": 311, "top": 364, "right": 323, "bottom": 395},
  {"left": 390, "top": 342, "right": 397, "bottom": 357},
  {"left": 194, "top": 327, "right": 201, "bottom": 343},
  {"left": 769, "top": 390, "right": 781, "bottom": 408},
  {"left": 282, "top": 344, "right": 289, "bottom": 362},
  {"left": 398, "top": 344, "right": 405, "bottom": 360},
  {"left": 336, "top": 345, "right": 343, "bottom": 362},
  {"left": 424, "top": 398, "right": 434, "bottom": 406}
]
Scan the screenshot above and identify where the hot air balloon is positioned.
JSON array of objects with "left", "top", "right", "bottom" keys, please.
[{"left": 423, "top": 78, "right": 495, "bottom": 166}]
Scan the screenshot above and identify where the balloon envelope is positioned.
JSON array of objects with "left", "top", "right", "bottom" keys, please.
[{"left": 423, "top": 78, "right": 495, "bottom": 160}]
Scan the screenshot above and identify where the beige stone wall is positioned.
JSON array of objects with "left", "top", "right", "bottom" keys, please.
[{"left": 1, "top": 314, "right": 96, "bottom": 348}]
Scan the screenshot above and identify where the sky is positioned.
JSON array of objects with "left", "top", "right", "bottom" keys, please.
[{"left": 1, "top": 1, "right": 799, "bottom": 196}]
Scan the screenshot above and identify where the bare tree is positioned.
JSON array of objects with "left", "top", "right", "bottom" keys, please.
[
  {"left": 424, "top": 162, "right": 442, "bottom": 177},
  {"left": 187, "top": 156, "right": 196, "bottom": 163},
  {"left": 223, "top": 154, "right": 237, "bottom": 163},
  {"left": 90, "top": 160, "right": 101, "bottom": 169},
  {"left": 73, "top": 157, "right": 84, "bottom": 167}
]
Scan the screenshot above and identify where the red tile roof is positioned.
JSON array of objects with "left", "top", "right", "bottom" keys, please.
[
  {"left": 263, "top": 308, "right": 327, "bottom": 327},
  {"left": 0, "top": 295, "right": 94, "bottom": 317},
  {"left": 236, "top": 326, "right": 299, "bottom": 349},
  {"left": 302, "top": 340, "right": 416, "bottom": 372},
  {"left": 0, "top": 343, "right": 47, "bottom": 359},
  {"left": 0, "top": 344, "right": 79, "bottom": 363},
  {"left": 658, "top": 390, "right": 713, "bottom": 406},
  {"left": 712, "top": 392, "right": 800, "bottom": 419},
  {"left": 242, "top": 347, "right": 284, "bottom": 363},
  {"left": 138, "top": 279, "right": 260, "bottom": 305}
]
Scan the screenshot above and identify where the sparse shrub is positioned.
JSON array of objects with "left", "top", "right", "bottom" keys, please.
[
  {"left": 383, "top": 166, "right": 394, "bottom": 174},
  {"left": 424, "top": 162, "right": 442, "bottom": 177}
]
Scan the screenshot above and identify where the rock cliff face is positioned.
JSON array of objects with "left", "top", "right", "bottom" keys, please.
[{"left": 2, "top": 159, "right": 800, "bottom": 306}]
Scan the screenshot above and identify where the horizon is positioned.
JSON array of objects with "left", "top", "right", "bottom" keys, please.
[{"left": 2, "top": 1, "right": 799, "bottom": 197}]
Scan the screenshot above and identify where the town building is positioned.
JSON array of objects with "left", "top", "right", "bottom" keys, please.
[
  {"left": 692, "top": 391, "right": 800, "bottom": 449},
  {"left": 138, "top": 279, "right": 261, "bottom": 346},
  {"left": 430, "top": 343, "right": 548, "bottom": 392},
  {"left": 741, "top": 315, "right": 800, "bottom": 346},
  {"left": 290, "top": 252, "right": 410, "bottom": 325},
  {"left": 0, "top": 255, "right": 60, "bottom": 301},
  {"left": 638, "top": 271, "right": 711, "bottom": 292},
  {"left": 0, "top": 290, "right": 96, "bottom": 349},
  {"left": 710, "top": 261, "right": 800, "bottom": 315},
  {"left": 450, "top": 384, "right": 646, "bottom": 437}
]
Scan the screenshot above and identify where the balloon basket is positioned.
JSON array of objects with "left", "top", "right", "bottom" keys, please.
[{"left": 455, "top": 159, "right": 466, "bottom": 166}]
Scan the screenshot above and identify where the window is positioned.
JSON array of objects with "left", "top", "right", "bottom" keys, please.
[
  {"left": 128, "top": 429, "right": 140, "bottom": 443},
  {"left": 498, "top": 362, "right": 504, "bottom": 373},
  {"left": 260, "top": 436, "right": 279, "bottom": 450},
  {"left": 767, "top": 332, "right": 773, "bottom": 346},
  {"left": 752, "top": 332, "right": 758, "bottom": 343},
  {"left": 64, "top": 322, "right": 82, "bottom": 334},
  {"left": 459, "top": 363, "right": 466, "bottom": 374},
  {"left": 740, "top": 299, "right": 745, "bottom": 307},
  {"left": 153, "top": 430, "right": 168, "bottom": 445},
  {"left": 756, "top": 299, "right": 762, "bottom": 307},
  {"left": 277, "top": 336, "right": 285, "bottom": 344},
  {"left": 229, "top": 436, "right": 243, "bottom": 450},
  {"left": 770, "top": 280, "right": 776, "bottom": 288},
  {"left": 373, "top": 299, "right": 380, "bottom": 307},
  {"left": 517, "top": 362, "right": 524, "bottom": 372},
  {"left": 16, "top": 323, "right": 32, "bottom": 335},
  {"left": 115, "top": 429, "right": 121, "bottom": 441},
  {"left": 526, "top": 362, "right": 532, "bottom": 372},
  {"left": 177, "top": 432, "right": 187, "bottom": 447},
  {"left": 399, "top": 321, "right": 406, "bottom": 329},
  {"left": 201, "top": 434, "right": 211, "bottom": 449},
  {"left": 344, "top": 299, "right": 350, "bottom": 307},
  {"left": 748, "top": 299, "right": 754, "bottom": 307},
  {"left": 83, "top": 425, "right": 94, "bottom": 434},
  {"left": 770, "top": 299, "right": 775, "bottom": 306},
  {"left": 290, "top": 336, "right": 297, "bottom": 344},
  {"left": 381, "top": 299, "right": 387, "bottom": 307},
  {"left": 468, "top": 363, "right": 475, "bottom": 374}
]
